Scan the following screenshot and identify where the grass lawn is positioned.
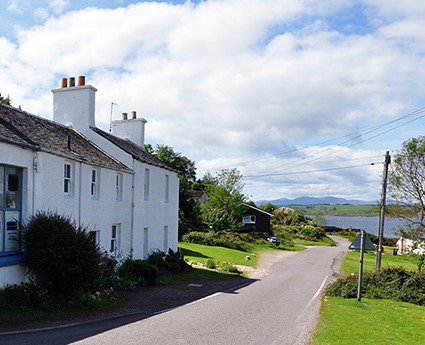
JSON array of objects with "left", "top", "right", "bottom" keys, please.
[
  {"left": 341, "top": 249, "right": 419, "bottom": 274},
  {"left": 179, "top": 242, "right": 263, "bottom": 267},
  {"left": 312, "top": 244, "right": 424, "bottom": 344},
  {"left": 312, "top": 297, "right": 425, "bottom": 345}
]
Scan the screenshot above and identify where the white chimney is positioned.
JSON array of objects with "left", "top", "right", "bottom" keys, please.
[
  {"left": 112, "top": 111, "right": 147, "bottom": 148},
  {"left": 52, "top": 76, "right": 97, "bottom": 130}
]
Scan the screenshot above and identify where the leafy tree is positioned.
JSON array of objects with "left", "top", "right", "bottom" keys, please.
[
  {"left": 146, "top": 144, "right": 203, "bottom": 238},
  {"left": 0, "top": 93, "right": 11, "bottom": 105},
  {"left": 388, "top": 136, "right": 425, "bottom": 240},
  {"left": 201, "top": 168, "right": 247, "bottom": 231}
]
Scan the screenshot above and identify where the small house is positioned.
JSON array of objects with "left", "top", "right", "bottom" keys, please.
[{"left": 241, "top": 203, "right": 274, "bottom": 236}]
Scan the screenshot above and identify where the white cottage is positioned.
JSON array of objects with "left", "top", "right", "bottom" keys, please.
[{"left": 0, "top": 76, "right": 179, "bottom": 286}]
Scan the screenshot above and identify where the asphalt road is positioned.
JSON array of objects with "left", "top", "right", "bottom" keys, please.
[{"left": 1, "top": 237, "right": 348, "bottom": 345}]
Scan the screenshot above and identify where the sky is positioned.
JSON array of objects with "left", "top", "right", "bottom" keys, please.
[{"left": 1, "top": 0, "right": 425, "bottom": 203}]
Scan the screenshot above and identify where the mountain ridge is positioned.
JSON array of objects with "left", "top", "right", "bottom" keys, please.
[{"left": 256, "top": 196, "right": 376, "bottom": 206}]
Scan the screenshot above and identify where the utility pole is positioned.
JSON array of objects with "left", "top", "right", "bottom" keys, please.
[
  {"left": 375, "top": 151, "right": 391, "bottom": 272},
  {"left": 358, "top": 230, "right": 365, "bottom": 301}
]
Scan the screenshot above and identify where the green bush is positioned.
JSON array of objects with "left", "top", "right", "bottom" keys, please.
[
  {"left": 0, "top": 282, "right": 52, "bottom": 308},
  {"left": 182, "top": 230, "right": 250, "bottom": 251},
  {"left": 118, "top": 259, "right": 159, "bottom": 286},
  {"left": 21, "top": 211, "right": 101, "bottom": 296},
  {"left": 206, "top": 259, "right": 217, "bottom": 269},
  {"left": 146, "top": 249, "right": 192, "bottom": 275},
  {"left": 327, "top": 267, "right": 425, "bottom": 305}
]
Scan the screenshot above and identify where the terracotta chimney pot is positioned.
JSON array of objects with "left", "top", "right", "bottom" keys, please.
[
  {"left": 69, "top": 77, "right": 76, "bottom": 87},
  {"left": 78, "top": 76, "right": 86, "bottom": 86},
  {"left": 131, "top": 111, "right": 137, "bottom": 119},
  {"left": 61, "top": 78, "right": 68, "bottom": 88}
]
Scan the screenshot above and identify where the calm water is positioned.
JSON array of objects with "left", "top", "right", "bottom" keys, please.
[{"left": 324, "top": 215, "right": 407, "bottom": 238}]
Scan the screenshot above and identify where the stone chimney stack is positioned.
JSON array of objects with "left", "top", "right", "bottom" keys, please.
[
  {"left": 52, "top": 76, "right": 97, "bottom": 131},
  {"left": 112, "top": 111, "right": 147, "bottom": 149}
]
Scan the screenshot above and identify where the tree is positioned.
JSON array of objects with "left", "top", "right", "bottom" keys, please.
[
  {"left": 201, "top": 168, "right": 247, "bottom": 231},
  {"left": 388, "top": 136, "right": 425, "bottom": 240},
  {"left": 146, "top": 144, "right": 203, "bottom": 238},
  {"left": 0, "top": 93, "right": 11, "bottom": 105}
]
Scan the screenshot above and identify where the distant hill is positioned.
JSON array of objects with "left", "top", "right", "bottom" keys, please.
[{"left": 256, "top": 196, "right": 375, "bottom": 206}]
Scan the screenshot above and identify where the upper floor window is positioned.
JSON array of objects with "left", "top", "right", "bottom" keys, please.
[
  {"left": 165, "top": 174, "right": 169, "bottom": 203},
  {"left": 144, "top": 168, "right": 150, "bottom": 201},
  {"left": 116, "top": 173, "right": 123, "bottom": 201},
  {"left": 90, "top": 168, "right": 100, "bottom": 199},
  {"left": 64, "top": 162, "right": 72, "bottom": 196}
]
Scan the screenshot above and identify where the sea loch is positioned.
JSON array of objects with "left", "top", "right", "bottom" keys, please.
[{"left": 324, "top": 215, "right": 408, "bottom": 238}]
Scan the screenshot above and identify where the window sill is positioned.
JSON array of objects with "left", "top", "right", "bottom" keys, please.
[{"left": 0, "top": 253, "right": 23, "bottom": 267}]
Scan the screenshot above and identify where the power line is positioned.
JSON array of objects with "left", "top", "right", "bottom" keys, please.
[{"left": 243, "top": 162, "right": 378, "bottom": 179}]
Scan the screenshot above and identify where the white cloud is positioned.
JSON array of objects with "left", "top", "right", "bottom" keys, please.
[
  {"left": 34, "top": 7, "right": 49, "bottom": 21},
  {"left": 7, "top": 0, "right": 23, "bottom": 14},
  {"left": 49, "top": 0, "right": 69, "bottom": 15},
  {"left": 2, "top": 0, "right": 425, "bottom": 201}
]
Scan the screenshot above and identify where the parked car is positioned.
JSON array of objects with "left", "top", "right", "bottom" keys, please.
[{"left": 267, "top": 236, "right": 280, "bottom": 246}]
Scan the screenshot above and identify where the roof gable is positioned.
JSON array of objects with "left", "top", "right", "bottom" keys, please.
[
  {"left": 0, "top": 104, "right": 130, "bottom": 172},
  {"left": 91, "top": 127, "right": 176, "bottom": 172}
]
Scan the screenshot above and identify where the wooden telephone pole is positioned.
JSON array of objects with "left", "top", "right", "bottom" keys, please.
[{"left": 375, "top": 151, "right": 391, "bottom": 272}]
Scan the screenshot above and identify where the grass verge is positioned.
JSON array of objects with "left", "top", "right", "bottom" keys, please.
[
  {"left": 312, "top": 297, "right": 425, "bottom": 345},
  {"left": 341, "top": 249, "right": 419, "bottom": 274},
  {"left": 312, "top": 243, "right": 424, "bottom": 344}
]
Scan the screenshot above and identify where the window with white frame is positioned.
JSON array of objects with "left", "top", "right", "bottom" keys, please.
[
  {"left": 90, "top": 168, "right": 100, "bottom": 199},
  {"left": 110, "top": 224, "right": 121, "bottom": 253},
  {"left": 242, "top": 215, "right": 256, "bottom": 224},
  {"left": 116, "top": 173, "right": 123, "bottom": 201},
  {"left": 64, "top": 162, "right": 72, "bottom": 196},
  {"left": 144, "top": 168, "right": 150, "bottom": 201},
  {"left": 165, "top": 174, "right": 169, "bottom": 203}
]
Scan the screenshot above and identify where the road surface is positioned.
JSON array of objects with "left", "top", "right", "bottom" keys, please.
[{"left": 1, "top": 237, "right": 348, "bottom": 345}]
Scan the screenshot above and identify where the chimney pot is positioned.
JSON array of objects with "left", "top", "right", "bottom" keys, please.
[
  {"left": 69, "top": 77, "right": 76, "bottom": 87},
  {"left": 131, "top": 111, "right": 137, "bottom": 119},
  {"left": 61, "top": 78, "right": 68, "bottom": 88},
  {"left": 78, "top": 76, "right": 86, "bottom": 86},
  {"left": 122, "top": 112, "right": 128, "bottom": 120}
]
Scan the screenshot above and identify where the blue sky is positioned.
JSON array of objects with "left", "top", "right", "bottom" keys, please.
[{"left": 1, "top": 0, "right": 425, "bottom": 202}]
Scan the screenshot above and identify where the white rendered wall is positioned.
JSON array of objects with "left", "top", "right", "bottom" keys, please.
[
  {"left": 37, "top": 153, "right": 133, "bottom": 256},
  {"left": 132, "top": 162, "right": 179, "bottom": 259},
  {"left": 0, "top": 142, "right": 135, "bottom": 286},
  {"left": 52, "top": 85, "right": 97, "bottom": 129},
  {"left": 0, "top": 265, "right": 27, "bottom": 288},
  {"left": 112, "top": 118, "right": 147, "bottom": 148}
]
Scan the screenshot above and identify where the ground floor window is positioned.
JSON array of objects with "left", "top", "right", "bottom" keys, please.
[
  {"left": 110, "top": 224, "right": 121, "bottom": 253},
  {"left": 0, "top": 165, "right": 23, "bottom": 255}
]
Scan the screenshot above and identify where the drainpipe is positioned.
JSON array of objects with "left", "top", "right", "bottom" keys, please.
[
  {"left": 130, "top": 160, "right": 135, "bottom": 253},
  {"left": 78, "top": 162, "right": 82, "bottom": 227}
]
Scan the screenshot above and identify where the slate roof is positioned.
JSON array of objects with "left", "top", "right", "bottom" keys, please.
[
  {"left": 91, "top": 127, "right": 176, "bottom": 172},
  {"left": 0, "top": 103, "right": 131, "bottom": 172}
]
